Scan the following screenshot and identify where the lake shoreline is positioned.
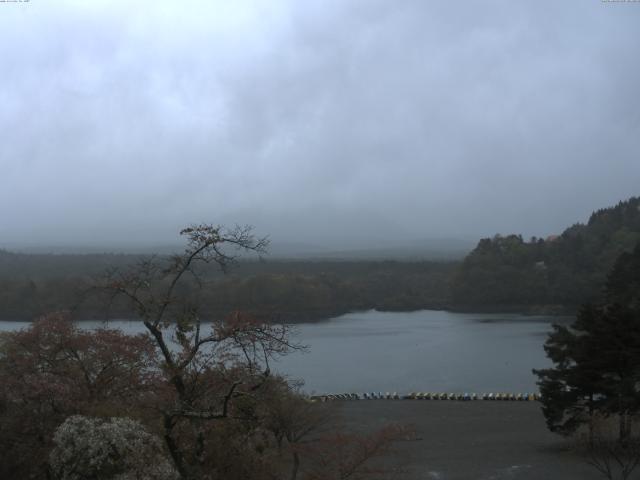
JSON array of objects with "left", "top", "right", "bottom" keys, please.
[{"left": 0, "top": 304, "right": 577, "bottom": 324}]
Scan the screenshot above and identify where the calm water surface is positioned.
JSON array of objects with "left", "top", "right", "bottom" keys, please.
[{"left": 0, "top": 310, "right": 567, "bottom": 395}]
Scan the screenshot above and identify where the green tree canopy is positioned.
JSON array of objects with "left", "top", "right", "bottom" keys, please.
[
  {"left": 534, "top": 242, "right": 640, "bottom": 442},
  {"left": 454, "top": 196, "right": 640, "bottom": 310}
]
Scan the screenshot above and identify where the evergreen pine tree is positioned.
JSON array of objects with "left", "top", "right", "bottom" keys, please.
[{"left": 534, "top": 242, "right": 640, "bottom": 442}]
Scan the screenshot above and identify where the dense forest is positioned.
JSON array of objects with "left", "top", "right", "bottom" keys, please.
[
  {"left": 451, "top": 197, "right": 640, "bottom": 312},
  {"left": 1, "top": 196, "right": 638, "bottom": 321},
  {"left": 0, "top": 252, "right": 454, "bottom": 322}
]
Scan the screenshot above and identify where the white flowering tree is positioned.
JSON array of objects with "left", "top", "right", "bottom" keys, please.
[{"left": 49, "top": 415, "right": 179, "bottom": 480}]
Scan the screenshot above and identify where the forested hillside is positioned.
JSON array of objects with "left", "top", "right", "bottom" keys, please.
[
  {"left": 2, "top": 196, "right": 638, "bottom": 321},
  {"left": 452, "top": 197, "right": 640, "bottom": 312},
  {"left": 0, "top": 253, "right": 454, "bottom": 322}
]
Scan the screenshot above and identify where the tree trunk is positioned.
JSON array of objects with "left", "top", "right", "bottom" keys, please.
[
  {"left": 588, "top": 396, "right": 595, "bottom": 448},
  {"left": 164, "top": 414, "right": 187, "bottom": 479},
  {"left": 619, "top": 411, "right": 630, "bottom": 445},
  {"left": 290, "top": 450, "right": 300, "bottom": 480}
]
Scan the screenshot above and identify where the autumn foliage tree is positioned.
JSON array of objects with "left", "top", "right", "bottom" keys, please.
[{"left": 0, "top": 313, "right": 157, "bottom": 479}]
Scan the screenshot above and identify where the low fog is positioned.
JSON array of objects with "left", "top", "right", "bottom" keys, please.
[{"left": 1, "top": 0, "right": 639, "bottom": 253}]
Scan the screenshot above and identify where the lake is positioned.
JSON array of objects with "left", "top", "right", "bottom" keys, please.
[{"left": 0, "top": 309, "right": 568, "bottom": 395}]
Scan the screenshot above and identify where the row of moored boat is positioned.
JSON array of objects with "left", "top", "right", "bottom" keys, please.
[{"left": 310, "top": 392, "right": 540, "bottom": 402}]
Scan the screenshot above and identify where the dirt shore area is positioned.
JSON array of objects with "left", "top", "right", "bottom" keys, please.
[{"left": 335, "top": 400, "right": 602, "bottom": 480}]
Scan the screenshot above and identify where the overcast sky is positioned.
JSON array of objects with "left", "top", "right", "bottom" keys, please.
[{"left": 1, "top": 0, "right": 639, "bottom": 250}]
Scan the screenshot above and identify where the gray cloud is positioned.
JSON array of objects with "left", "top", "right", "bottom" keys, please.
[{"left": 1, "top": 0, "right": 639, "bottom": 250}]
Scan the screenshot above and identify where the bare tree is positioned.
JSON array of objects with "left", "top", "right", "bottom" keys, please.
[
  {"left": 580, "top": 417, "right": 640, "bottom": 480},
  {"left": 303, "top": 423, "right": 415, "bottom": 480},
  {"left": 99, "top": 224, "right": 303, "bottom": 479},
  {"left": 93, "top": 224, "right": 415, "bottom": 480}
]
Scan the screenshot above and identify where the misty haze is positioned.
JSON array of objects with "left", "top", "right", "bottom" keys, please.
[{"left": 1, "top": 1, "right": 639, "bottom": 480}]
